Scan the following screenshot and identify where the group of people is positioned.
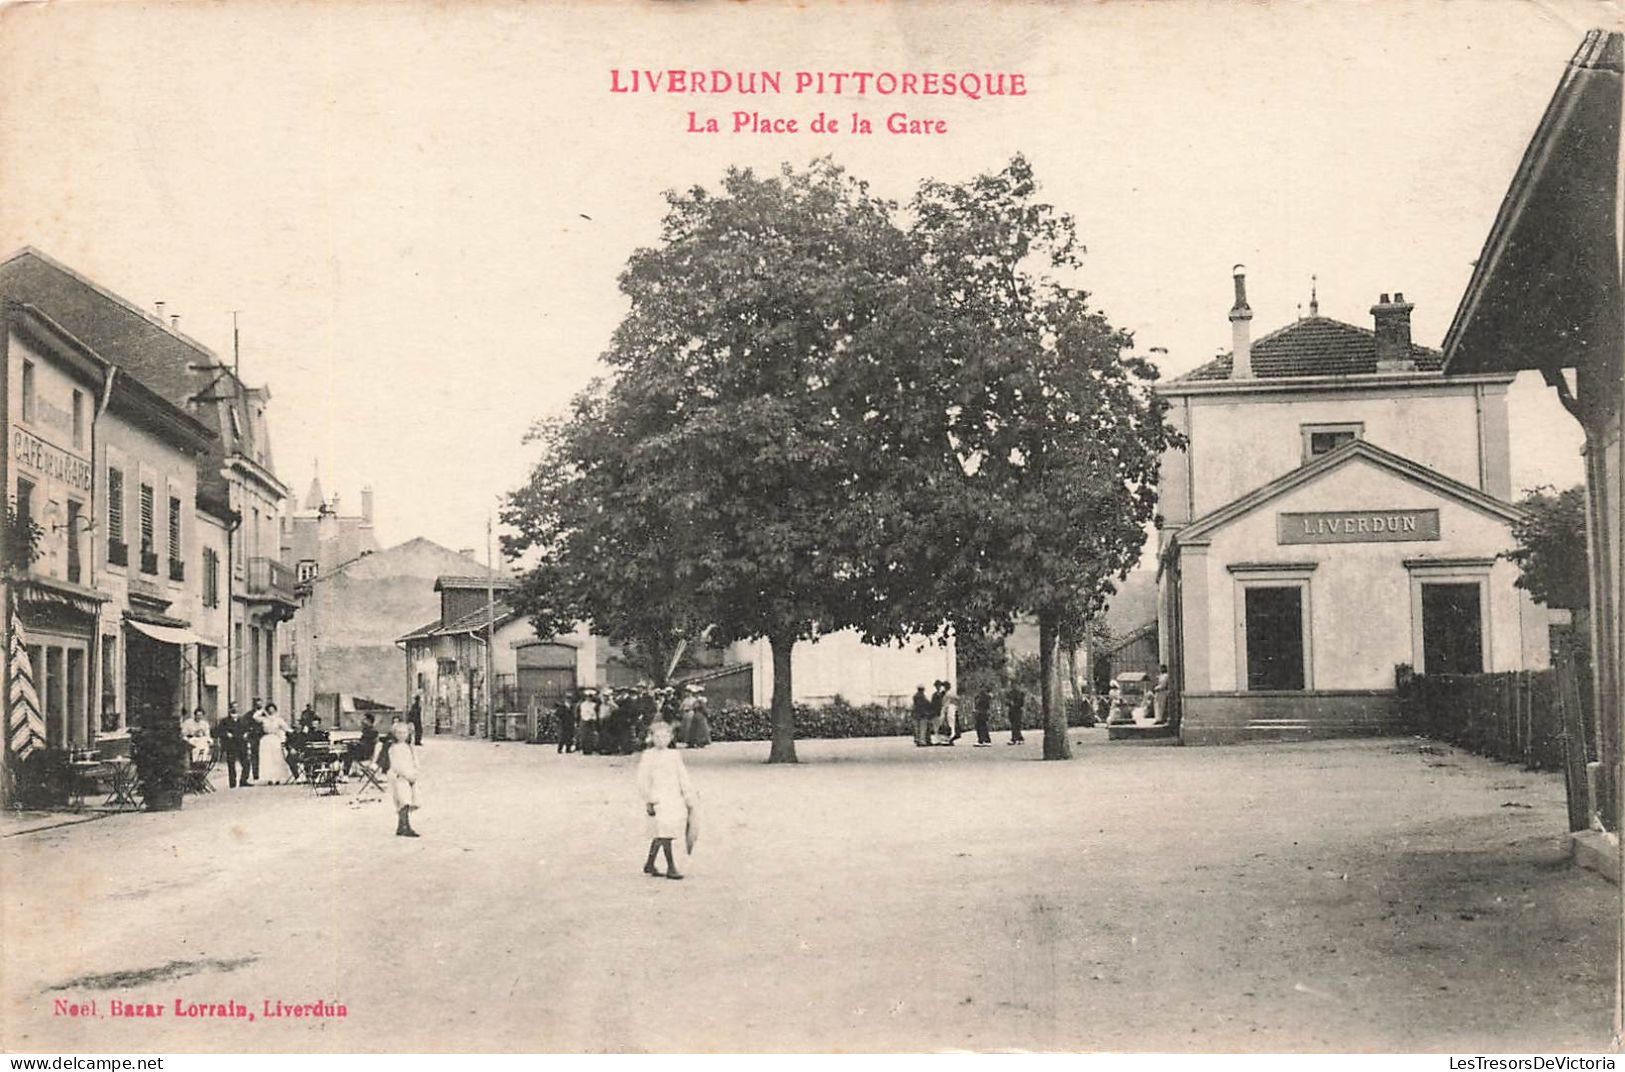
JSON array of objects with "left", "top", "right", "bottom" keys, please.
[
  {"left": 186, "top": 699, "right": 295, "bottom": 787},
  {"left": 172, "top": 700, "right": 423, "bottom": 837},
  {"left": 554, "top": 683, "right": 712, "bottom": 756},
  {"left": 912, "top": 682, "right": 1031, "bottom": 747},
  {"left": 910, "top": 681, "right": 959, "bottom": 746},
  {"left": 179, "top": 700, "right": 414, "bottom": 789}
]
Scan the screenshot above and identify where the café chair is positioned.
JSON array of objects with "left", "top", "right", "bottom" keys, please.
[
  {"left": 185, "top": 741, "right": 219, "bottom": 795},
  {"left": 103, "top": 758, "right": 141, "bottom": 811},
  {"left": 353, "top": 757, "right": 386, "bottom": 797},
  {"left": 306, "top": 750, "right": 342, "bottom": 796}
]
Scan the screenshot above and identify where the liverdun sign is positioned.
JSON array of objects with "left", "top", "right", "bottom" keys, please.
[{"left": 1277, "top": 508, "right": 1440, "bottom": 544}]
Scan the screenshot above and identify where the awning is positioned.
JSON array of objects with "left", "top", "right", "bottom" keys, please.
[
  {"left": 126, "top": 618, "right": 205, "bottom": 647},
  {"left": 15, "top": 575, "right": 109, "bottom": 617}
]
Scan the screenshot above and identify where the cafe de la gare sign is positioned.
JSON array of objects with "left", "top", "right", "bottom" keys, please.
[{"left": 1278, "top": 508, "right": 1441, "bottom": 545}]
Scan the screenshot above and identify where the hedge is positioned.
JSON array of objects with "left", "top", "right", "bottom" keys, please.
[
  {"left": 530, "top": 694, "right": 1098, "bottom": 744},
  {"left": 706, "top": 696, "right": 1098, "bottom": 743}
]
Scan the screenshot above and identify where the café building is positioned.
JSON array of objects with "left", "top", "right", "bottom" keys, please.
[
  {"left": 1155, "top": 270, "right": 1554, "bottom": 744},
  {"left": 4, "top": 301, "right": 112, "bottom": 752},
  {"left": 4, "top": 282, "right": 215, "bottom": 760}
]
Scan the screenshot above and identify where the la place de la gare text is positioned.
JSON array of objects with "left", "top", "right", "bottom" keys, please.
[
  {"left": 610, "top": 67, "right": 1028, "bottom": 136},
  {"left": 51, "top": 997, "right": 348, "bottom": 1022}
]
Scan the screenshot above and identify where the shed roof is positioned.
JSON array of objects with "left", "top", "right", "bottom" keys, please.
[{"left": 398, "top": 600, "right": 523, "bottom": 643}]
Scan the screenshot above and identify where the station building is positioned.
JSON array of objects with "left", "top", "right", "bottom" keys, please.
[{"left": 1156, "top": 270, "right": 1554, "bottom": 744}]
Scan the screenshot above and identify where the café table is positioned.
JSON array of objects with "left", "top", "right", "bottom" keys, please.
[
  {"left": 66, "top": 758, "right": 106, "bottom": 812},
  {"left": 103, "top": 757, "right": 140, "bottom": 811},
  {"left": 300, "top": 743, "right": 345, "bottom": 796}
]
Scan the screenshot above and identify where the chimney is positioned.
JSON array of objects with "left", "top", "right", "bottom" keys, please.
[
  {"left": 1371, "top": 291, "right": 1416, "bottom": 372},
  {"left": 360, "top": 485, "right": 374, "bottom": 524},
  {"left": 154, "top": 300, "right": 166, "bottom": 318},
  {"left": 170, "top": 315, "right": 180, "bottom": 330},
  {"left": 1229, "top": 265, "right": 1253, "bottom": 378},
  {"left": 330, "top": 493, "right": 342, "bottom": 516}
]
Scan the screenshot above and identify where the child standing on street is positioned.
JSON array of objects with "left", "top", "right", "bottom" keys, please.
[
  {"left": 389, "top": 721, "right": 421, "bottom": 838},
  {"left": 636, "top": 721, "right": 696, "bottom": 880}
]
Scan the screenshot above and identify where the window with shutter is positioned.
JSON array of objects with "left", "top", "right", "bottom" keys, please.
[
  {"left": 139, "top": 484, "right": 154, "bottom": 550},
  {"left": 107, "top": 469, "right": 124, "bottom": 542}
]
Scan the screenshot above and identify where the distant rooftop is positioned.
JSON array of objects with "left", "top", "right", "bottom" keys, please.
[{"left": 433, "top": 575, "right": 516, "bottom": 592}]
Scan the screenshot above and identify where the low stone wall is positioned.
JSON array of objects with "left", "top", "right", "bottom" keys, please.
[{"left": 1178, "top": 690, "right": 1404, "bottom": 745}]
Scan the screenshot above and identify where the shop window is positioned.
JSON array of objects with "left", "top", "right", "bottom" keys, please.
[
  {"left": 100, "top": 634, "right": 121, "bottom": 733},
  {"left": 250, "top": 625, "right": 262, "bottom": 702},
  {"left": 44, "top": 646, "right": 63, "bottom": 747},
  {"left": 199, "top": 645, "right": 219, "bottom": 719},
  {"left": 20, "top": 360, "right": 35, "bottom": 423},
  {"left": 1243, "top": 586, "right": 1306, "bottom": 691},
  {"left": 1301, "top": 422, "right": 1364, "bottom": 462},
  {"left": 1421, "top": 583, "right": 1484, "bottom": 675},
  {"left": 66, "top": 647, "right": 86, "bottom": 746}
]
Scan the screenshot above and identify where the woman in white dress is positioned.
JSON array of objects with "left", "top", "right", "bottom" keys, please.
[
  {"left": 180, "top": 708, "right": 212, "bottom": 763},
  {"left": 255, "top": 704, "right": 293, "bottom": 784},
  {"left": 936, "top": 689, "right": 960, "bottom": 745}
]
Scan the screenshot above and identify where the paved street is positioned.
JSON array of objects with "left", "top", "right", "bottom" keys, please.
[{"left": 2, "top": 731, "right": 1614, "bottom": 1053}]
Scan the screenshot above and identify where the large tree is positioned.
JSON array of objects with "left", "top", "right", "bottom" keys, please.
[
  {"left": 870, "top": 155, "right": 1182, "bottom": 759},
  {"left": 504, "top": 160, "right": 917, "bottom": 762}
]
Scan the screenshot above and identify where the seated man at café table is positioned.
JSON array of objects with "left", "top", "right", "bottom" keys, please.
[
  {"left": 180, "top": 707, "right": 212, "bottom": 763},
  {"left": 298, "top": 704, "right": 322, "bottom": 734},
  {"left": 344, "top": 711, "right": 380, "bottom": 776}
]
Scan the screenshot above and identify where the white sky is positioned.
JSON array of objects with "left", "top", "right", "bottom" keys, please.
[{"left": 0, "top": 0, "right": 1612, "bottom": 557}]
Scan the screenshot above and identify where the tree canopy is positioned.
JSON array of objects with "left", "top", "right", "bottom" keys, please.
[
  {"left": 873, "top": 156, "right": 1180, "bottom": 758},
  {"left": 504, "top": 160, "right": 919, "bottom": 761},
  {"left": 504, "top": 156, "right": 1181, "bottom": 763}
]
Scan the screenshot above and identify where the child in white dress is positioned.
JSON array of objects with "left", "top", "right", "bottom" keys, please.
[
  {"left": 636, "top": 721, "right": 696, "bottom": 880},
  {"left": 389, "top": 721, "right": 421, "bottom": 838}
]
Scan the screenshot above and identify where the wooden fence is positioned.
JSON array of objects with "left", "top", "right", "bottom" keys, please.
[{"left": 1397, "top": 660, "right": 1595, "bottom": 831}]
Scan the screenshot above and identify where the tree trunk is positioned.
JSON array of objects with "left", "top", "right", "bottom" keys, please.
[
  {"left": 1039, "top": 612, "right": 1071, "bottom": 760},
  {"left": 767, "top": 634, "right": 798, "bottom": 764}
]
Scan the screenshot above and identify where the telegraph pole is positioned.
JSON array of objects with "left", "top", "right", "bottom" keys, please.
[{"left": 484, "top": 513, "right": 495, "bottom": 740}]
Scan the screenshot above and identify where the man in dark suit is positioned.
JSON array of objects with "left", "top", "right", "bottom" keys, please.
[
  {"left": 241, "top": 697, "right": 264, "bottom": 784},
  {"left": 345, "top": 711, "right": 379, "bottom": 775},
  {"left": 1006, "top": 685, "right": 1026, "bottom": 745},
  {"left": 407, "top": 695, "right": 424, "bottom": 745},
  {"left": 215, "top": 703, "right": 248, "bottom": 788},
  {"left": 974, "top": 688, "right": 993, "bottom": 746},
  {"left": 554, "top": 700, "right": 576, "bottom": 754},
  {"left": 911, "top": 685, "right": 932, "bottom": 747}
]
